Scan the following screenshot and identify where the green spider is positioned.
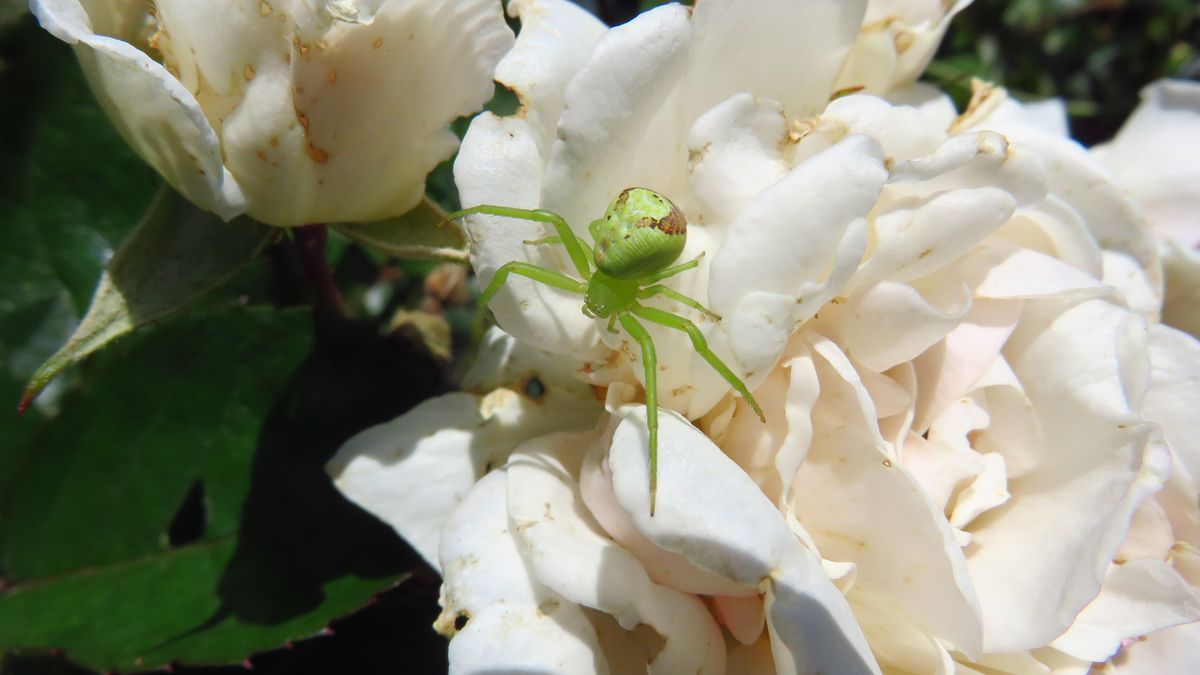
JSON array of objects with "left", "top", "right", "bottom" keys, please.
[{"left": 450, "top": 188, "right": 765, "bottom": 514}]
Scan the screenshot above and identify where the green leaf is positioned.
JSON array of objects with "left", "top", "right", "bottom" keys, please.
[
  {"left": 20, "top": 188, "right": 273, "bottom": 409},
  {"left": 0, "top": 25, "right": 159, "bottom": 405},
  {"left": 333, "top": 197, "right": 468, "bottom": 264},
  {"left": 0, "top": 306, "right": 439, "bottom": 671}
]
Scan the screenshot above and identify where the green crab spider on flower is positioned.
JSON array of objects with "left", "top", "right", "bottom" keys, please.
[{"left": 449, "top": 187, "right": 766, "bottom": 515}]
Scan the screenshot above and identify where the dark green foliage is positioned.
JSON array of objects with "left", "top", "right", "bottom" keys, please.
[{"left": 928, "top": 0, "right": 1199, "bottom": 145}]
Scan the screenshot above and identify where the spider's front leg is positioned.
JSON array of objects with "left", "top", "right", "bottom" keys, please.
[
  {"left": 478, "top": 261, "right": 586, "bottom": 308},
  {"left": 631, "top": 304, "right": 765, "bottom": 422},
  {"left": 617, "top": 312, "right": 661, "bottom": 516},
  {"left": 447, "top": 204, "right": 592, "bottom": 278}
]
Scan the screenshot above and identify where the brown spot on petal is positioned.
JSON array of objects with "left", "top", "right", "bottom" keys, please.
[
  {"left": 255, "top": 149, "right": 268, "bottom": 161},
  {"left": 306, "top": 145, "right": 329, "bottom": 163},
  {"left": 328, "top": 71, "right": 337, "bottom": 84},
  {"left": 244, "top": 64, "right": 255, "bottom": 81},
  {"left": 373, "top": 37, "right": 384, "bottom": 49},
  {"left": 259, "top": 1, "right": 272, "bottom": 16}
]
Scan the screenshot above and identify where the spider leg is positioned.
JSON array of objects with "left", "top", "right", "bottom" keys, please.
[
  {"left": 637, "top": 285, "right": 721, "bottom": 321},
  {"left": 631, "top": 304, "right": 765, "bottom": 422},
  {"left": 618, "top": 312, "right": 660, "bottom": 516},
  {"left": 643, "top": 251, "right": 705, "bottom": 285},
  {"left": 448, "top": 205, "right": 591, "bottom": 278},
  {"left": 479, "top": 261, "right": 586, "bottom": 309}
]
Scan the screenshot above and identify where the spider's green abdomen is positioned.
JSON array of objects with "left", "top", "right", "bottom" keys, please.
[{"left": 589, "top": 187, "right": 686, "bottom": 280}]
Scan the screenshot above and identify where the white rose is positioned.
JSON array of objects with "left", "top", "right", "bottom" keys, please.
[
  {"left": 331, "top": 1, "right": 1200, "bottom": 672},
  {"left": 31, "top": 0, "right": 513, "bottom": 226}
]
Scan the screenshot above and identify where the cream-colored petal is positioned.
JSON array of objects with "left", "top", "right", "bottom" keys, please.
[
  {"left": 506, "top": 433, "right": 726, "bottom": 674},
  {"left": 687, "top": 93, "right": 790, "bottom": 228},
  {"left": 438, "top": 471, "right": 607, "bottom": 674},
  {"left": 684, "top": 0, "right": 867, "bottom": 120},
  {"left": 457, "top": 112, "right": 600, "bottom": 358},
  {"left": 707, "top": 135, "right": 888, "bottom": 383},
  {"left": 579, "top": 431, "right": 750, "bottom": 597},
  {"left": 606, "top": 407, "right": 881, "bottom": 674},
  {"left": 974, "top": 108, "right": 1163, "bottom": 318},
  {"left": 795, "top": 336, "right": 983, "bottom": 657},
  {"left": 1096, "top": 80, "right": 1200, "bottom": 250},
  {"left": 540, "top": 3, "right": 693, "bottom": 231},
  {"left": 1142, "top": 323, "right": 1200, "bottom": 493},
  {"left": 31, "top": 0, "right": 247, "bottom": 219},
  {"left": 1105, "top": 621, "right": 1200, "bottom": 673},
  {"left": 834, "top": 276, "right": 971, "bottom": 372},
  {"left": 912, "top": 298, "right": 1022, "bottom": 433},
  {"left": 1052, "top": 559, "right": 1200, "bottom": 662},
  {"left": 225, "top": 0, "right": 514, "bottom": 225},
  {"left": 850, "top": 590, "right": 956, "bottom": 675},
  {"left": 497, "top": 0, "right": 606, "bottom": 154},
  {"left": 836, "top": 0, "right": 970, "bottom": 94},
  {"left": 969, "top": 299, "right": 1173, "bottom": 652}
]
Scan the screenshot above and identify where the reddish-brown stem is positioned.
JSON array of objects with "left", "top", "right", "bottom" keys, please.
[{"left": 293, "top": 224, "right": 345, "bottom": 318}]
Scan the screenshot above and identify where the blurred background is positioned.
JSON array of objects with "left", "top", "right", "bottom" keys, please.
[{"left": 0, "top": 0, "right": 1196, "bottom": 673}]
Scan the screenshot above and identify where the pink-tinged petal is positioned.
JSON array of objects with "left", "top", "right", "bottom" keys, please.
[
  {"left": 795, "top": 336, "right": 983, "bottom": 657},
  {"left": 31, "top": 0, "right": 246, "bottom": 219},
  {"left": 912, "top": 298, "right": 1023, "bottom": 433},
  {"left": 497, "top": 0, "right": 607, "bottom": 153},
  {"left": 1096, "top": 80, "right": 1200, "bottom": 251},
  {"left": 969, "top": 299, "right": 1173, "bottom": 652},
  {"left": 687, "top": 93, "right": 790, "bottom": 228},
  {"left": 1052, "top": 559, "right": 1200, "bottom": 662},
  {"left": 328, "top": 330, "right": 600, "bottom": 570},
  {"left": 683, "top": 0, "right": 867, "bottom": 120},
  {"left": 715, "top": 594, "right": 765, "bottom": 646},
  {"left": 606, "top": 407, "right": 881, "bottom": 674},
  {"left": 506, "top": 433, "right": 726, "bottom": 674},
  {"left": 1107, "top": 621, "right": 1200, "bottom": 674},
  {"left": 437, "top": 471, "right": 607, "bottom": 674},
  {"left": 540, "top": 3, "right": 693, "bottom": 230},
  {"left": 456, "top": 112, "right": 600, "bottom": 357}
]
